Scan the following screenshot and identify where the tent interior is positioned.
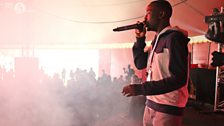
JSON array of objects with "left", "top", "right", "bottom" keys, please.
[
  {"left": 0, "top": 1, "right": 224, "bottom": 126},
  {"left": 0, "top": 0, "right": 223, "bottom": 78}
]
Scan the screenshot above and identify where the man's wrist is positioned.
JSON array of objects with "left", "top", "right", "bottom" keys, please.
[
  {"left": 131, "top": 84, "right": 144, "bottom": 95},
  {"left": 136, "top": 35, "right": 146, "bottom": 38}
]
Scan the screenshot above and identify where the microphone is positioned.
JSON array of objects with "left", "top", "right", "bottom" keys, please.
[{"left": 113, "top": 22, "right": 144, "bottom": 32}]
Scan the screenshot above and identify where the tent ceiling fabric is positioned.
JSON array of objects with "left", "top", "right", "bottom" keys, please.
[{"left": 0, "top": 0, "right": 223, "bottom": 46}]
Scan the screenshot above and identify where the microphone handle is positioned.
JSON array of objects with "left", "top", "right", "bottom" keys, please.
[{"left": 113, "top": 22, "right": 144, "bottom": 32}]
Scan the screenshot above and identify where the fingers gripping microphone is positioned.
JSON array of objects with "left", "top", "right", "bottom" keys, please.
[{"left": 113, "top": 22, "right": 144, "bottom": 32}]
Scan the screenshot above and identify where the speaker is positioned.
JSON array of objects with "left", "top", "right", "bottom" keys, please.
[{"left": 190, "top": 68, "right": 224, "bottom": 104}]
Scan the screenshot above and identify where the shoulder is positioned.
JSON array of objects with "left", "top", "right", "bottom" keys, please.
[
  {"left": 162, "top": 30, "right": 190, "bottom": 44},
  {"left": 164, "top": 30, "right": 187, "bottom": 39}
]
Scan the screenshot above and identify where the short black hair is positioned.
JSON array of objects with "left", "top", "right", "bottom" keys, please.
[{"left": 150, "top": 0, "right": 172, "bottom": 18}]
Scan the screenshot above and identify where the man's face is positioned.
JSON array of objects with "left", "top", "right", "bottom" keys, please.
[{"left": 144, "top": 3, "right": 161, "bottom": 31}]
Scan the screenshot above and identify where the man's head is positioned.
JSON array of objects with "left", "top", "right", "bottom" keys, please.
[{"left": 144, "top": 0, "right": 172, "bottom": 32}]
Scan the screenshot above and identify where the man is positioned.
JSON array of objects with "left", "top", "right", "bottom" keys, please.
[
  {"left": 123, "top": 64, "right": 135, "bottom": 82},
  {"left": 122, "top": 0, "right": 190, "bottom": 126}
]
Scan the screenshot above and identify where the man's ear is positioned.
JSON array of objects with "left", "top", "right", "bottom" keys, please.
[{"left": 159, "top": 11, "right": 166, "bottom": 19}]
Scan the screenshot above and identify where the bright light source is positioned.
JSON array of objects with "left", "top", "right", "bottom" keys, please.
[
  {"left": 14, "top": 2, "right": 26, "bottom": 14},
  {"left": 36, "top": 49, "right": 99, "bottom": 79}
]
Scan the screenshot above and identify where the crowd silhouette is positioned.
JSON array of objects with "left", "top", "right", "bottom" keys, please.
[{"left": 0, "top": 64, "right": 145, "bottom": 126}]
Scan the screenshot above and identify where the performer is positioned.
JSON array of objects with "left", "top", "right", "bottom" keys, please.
[{"left": 122, "top": 0, "right": 190, "bottom": 126}]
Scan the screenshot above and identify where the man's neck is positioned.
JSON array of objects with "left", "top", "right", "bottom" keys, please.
[{"left": 156, "top": 20, "right": 170, "bottom": 34}]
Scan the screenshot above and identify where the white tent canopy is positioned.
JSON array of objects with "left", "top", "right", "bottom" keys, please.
[{"left": 0, "top": 0, "right": 223, "bottom": 47}]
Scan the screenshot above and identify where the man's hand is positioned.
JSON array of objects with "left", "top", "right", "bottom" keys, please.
[
  {"left": 122, "top": 84, "right": 143, "bottom": 97},
  {"left": 122, "top": 85, "right": 136, "bottom": 97},
  {"left": 211, "top": 51, "right": 224, "bottom": 67},
  {"left": 135, "top": 21, "right": 146, "bottom": 38}
]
